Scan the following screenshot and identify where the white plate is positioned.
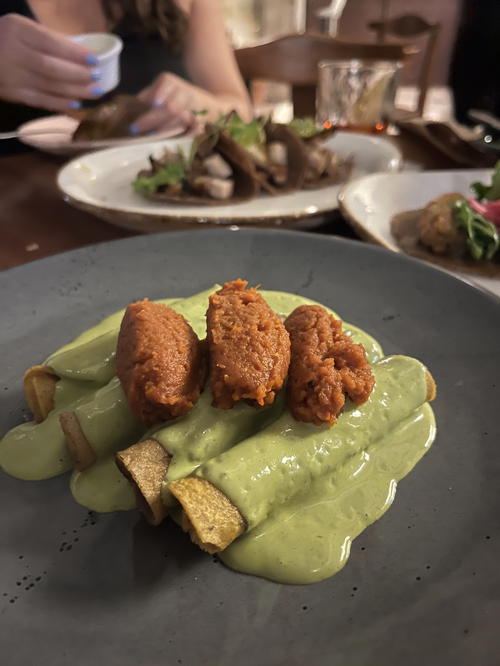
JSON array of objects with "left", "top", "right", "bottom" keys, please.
[
  {"left": 339, "top": 169, "right": 500, "bottom": 298},
  {"left": 18, "top": 114, "right": 183, "bottom": 156},
  {"left": 57, "top": 131, "right": 401, "bottom": 230}
]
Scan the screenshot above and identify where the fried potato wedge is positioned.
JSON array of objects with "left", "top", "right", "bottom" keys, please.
[
  {"left": 60, "top": 411, "right": 97, "bottom": 471},
  {"left": 116, "top": 439, "right": 171, "bottom": 526},
  {"left": 168, "top": 477, "right": 246, "bottom": 554},
  {"left": 23, "top": 365, "right": 59, "bottom": 422}
]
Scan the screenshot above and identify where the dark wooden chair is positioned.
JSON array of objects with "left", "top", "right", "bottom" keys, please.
[
  {"left": 235, "top": 33, "right": 411, "bottom": 118},
  {"left": 368, "top": 14, "right": 442, "bottom": 117}
]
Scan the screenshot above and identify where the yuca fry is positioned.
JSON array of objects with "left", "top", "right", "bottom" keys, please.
[
  {"left": 169, "top": 367, "right": 437, "bottom": 553},
  {"left": 116, "top": 439, "right": 171, "bottom": 526},
  {"left": 60, "top": 412, "right": 97, "bottom": 471},
  {"left": 168, "top": 477, "right": 245, "bottom": 553},
  {"left": 23, "top": 365, "right": 59, "bottom": 422}
]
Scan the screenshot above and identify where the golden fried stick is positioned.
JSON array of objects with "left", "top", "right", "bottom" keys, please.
[
  {"left": 167, "top": 361, "right": 437, "bottom": 554},
  {"left": 23, "top": 365, "right": 59, "bottom": 422},
  {"left": 116, "top": 440, "right": 171, "bottom": 526},
  {"left": 168, "top": 477, "right": 245, "bottom": 553},
  {"left": 59, "top": 412, "right": 96, "bottom": 471},
  {"left": 426, "top": 371, "right": 437, "bottom": 402},
  {"left": 60, "top": 376, "right": 144, "bottom": 472}
]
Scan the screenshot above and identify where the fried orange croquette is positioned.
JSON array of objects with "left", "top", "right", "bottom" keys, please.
[
  {"left": 116, "top": 299, "right": 206, "bottom": 426},
  {"left": 284, "top": 305, "right": 374, "bottom": 426},
  {"left": 207, "top": 279, "right": 290, "bottom": 409}
]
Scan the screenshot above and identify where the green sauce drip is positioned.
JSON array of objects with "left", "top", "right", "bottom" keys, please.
[{"left": 0, "top": 378, "right": 100, "bottom": 480}]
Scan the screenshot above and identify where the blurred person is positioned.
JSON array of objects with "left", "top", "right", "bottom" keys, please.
[{"left": 0, "top": 0, "right": 252, "bottom": 141}]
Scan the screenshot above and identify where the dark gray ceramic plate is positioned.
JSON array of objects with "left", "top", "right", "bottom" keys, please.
[{"left": 1, "top": 230, "right": 499, "bottom": 666}]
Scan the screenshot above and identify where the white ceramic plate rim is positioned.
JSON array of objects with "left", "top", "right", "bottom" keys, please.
[
  {"left": 57, "top": 132, "right": 402, "bottom": 221},
  {"left": 338, "top": 169, "right": 500, "bottom": 298}
]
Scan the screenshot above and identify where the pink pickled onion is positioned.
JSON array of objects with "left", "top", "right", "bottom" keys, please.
[{"left": 469, "top": 198, "right": 500, "bottom": 227}]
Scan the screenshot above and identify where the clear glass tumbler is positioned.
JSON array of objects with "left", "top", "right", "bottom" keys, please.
[{"left": 316, "top": 59, "right": 401, "bottom": 133}]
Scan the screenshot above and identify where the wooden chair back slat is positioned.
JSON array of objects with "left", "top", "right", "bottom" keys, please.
[{"left": 368, "top": 14, "right": 442, "bottom": 116}]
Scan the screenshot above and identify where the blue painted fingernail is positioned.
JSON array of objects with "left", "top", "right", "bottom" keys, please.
[
  {"left": 90, "top": 69, "right": 101, "bottom": 81},
  {"left": 68, "top": 100, "right": 82, "bottom": 110},
  {"left": 153, "top": 99, "right": 164, "bottom": 109},
  {"left": 91, "top": 85, "right": 104, "bottom": 97},
  {"left": 129, "top": 123, "right": 140, "bottom": 135},
  {"left": 86, "top": 54, "right": 98, "bottom": 66}
]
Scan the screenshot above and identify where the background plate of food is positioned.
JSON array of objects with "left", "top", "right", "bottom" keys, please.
[
  {"left": 18, "top": 96, "right": 184, "bottom": 156},
  {"left": 339, "top": 168, "right": 500, "bottom": 298},
  {"left": 57, "top": 127, "right": 401, "bottom": 232},
  {"left": 1, "top": 228, "right": 499, "bottom": 665}
]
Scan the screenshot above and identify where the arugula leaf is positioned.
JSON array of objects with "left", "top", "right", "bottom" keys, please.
[
  {"left": 192, "top": 109, "right": 208, "bottom": 116},
  {"left": 287, "top": 117, "right": 320, "bottom": 138},
  {"left": 453, "top": 198, "right": 499, "bottom": 261},
  {"left": 132, "top": 159, "right": 186, "bottom": 195},
  {"left": 471, "top": 160, "right": 500, "bottom": 201}
]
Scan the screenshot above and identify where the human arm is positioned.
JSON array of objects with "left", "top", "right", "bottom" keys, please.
[{"left": 132, "top": 0, "right": 252, "bottom": 134}]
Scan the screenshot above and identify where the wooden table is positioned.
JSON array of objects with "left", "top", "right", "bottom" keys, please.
[
  {"left": 0, "top": 134, "right": 464, "bottom": 271},
  {"left": 0, "top": 152, "right": 137, "bottom": 270}
]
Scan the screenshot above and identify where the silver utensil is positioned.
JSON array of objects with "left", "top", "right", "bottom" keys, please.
[{"left": 0, "top": 129, "right": 73, "bottom": 139}]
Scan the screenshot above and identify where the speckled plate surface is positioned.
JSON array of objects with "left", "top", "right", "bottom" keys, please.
[{"left": 1, "top": 229, "right": 499, "bottom": 666}]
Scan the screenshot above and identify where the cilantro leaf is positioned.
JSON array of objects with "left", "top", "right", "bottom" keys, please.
[
  {"left": 287, "top": 117, "right": 321, "bottom": 138},
  {"left": 132, "top": 159, "right": 186, "bottom": 195},
  {"left": 216, "top": 112, "right": 266, "bottom": 148},
  {"left": 471, "top": 160, "right": 500, "bottom": 201}
]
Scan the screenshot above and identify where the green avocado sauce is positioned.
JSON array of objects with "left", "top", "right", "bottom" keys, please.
[
  {"left": 0, "top": 287, "right": 436, "bottom": 584},
  {"left": 197, "top": 355, "right": 428, "bottom": 531},
  {"left": 221, "top": 403, "right": 435, "bottom": 583}
]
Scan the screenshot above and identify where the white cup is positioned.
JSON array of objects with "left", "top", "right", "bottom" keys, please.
[{"left": 71, "top": 33, "right": 123, "bottom": 95}]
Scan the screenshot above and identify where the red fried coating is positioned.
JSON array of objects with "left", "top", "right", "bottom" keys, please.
[
  {"left": 285, "top": 305, "right": 375, "bottom": 426},
  {"left": 207, "top": 279, "right": 290, "bottom": 408},
  {"left": 116, "top": 299, "right": 206, "bottom": 426}
]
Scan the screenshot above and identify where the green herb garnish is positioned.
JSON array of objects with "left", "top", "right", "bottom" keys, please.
[
  {"left": 471, "top": 160, "right": 500, "bottom": 201},
  {"left": 287, "top": 117, "right": 321, "bottom": 138},
  {"left": 192, "top": 109, "right": 208, "bottom": 116},
  {"left": 132, "top": 159, "right": 186, "bottom": 195},
  {"left": 215, "top": 112, "right": 266, "bottom": 148},
  {"left": 453, "top": 198, "right": 499, "bottom": 261}
]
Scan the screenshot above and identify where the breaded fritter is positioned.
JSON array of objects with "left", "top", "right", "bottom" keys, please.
[
  {"left": 417, "top": 193, "right": 465, "bottom": 255},
  {"left": 207, "top": 279, "right": 290, "bottom": 408},
  {"left": 117, "top": 299, "right": 206, "bottom": 425},
  {"left": 285, "top": 305, "right": 374, "bottom": 426}
]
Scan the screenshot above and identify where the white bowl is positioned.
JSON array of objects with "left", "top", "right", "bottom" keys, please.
[{"left": 71, "top": 33, "right": 123, "bottom": 94}]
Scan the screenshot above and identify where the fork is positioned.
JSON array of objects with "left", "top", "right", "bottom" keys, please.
[{"left": 0, "top": 129, "right": 71, "bottom": 139}]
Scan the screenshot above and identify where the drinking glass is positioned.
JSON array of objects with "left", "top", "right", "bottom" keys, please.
[{"left": 316, "top": 59, "right": 401, "bottom": 133}]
